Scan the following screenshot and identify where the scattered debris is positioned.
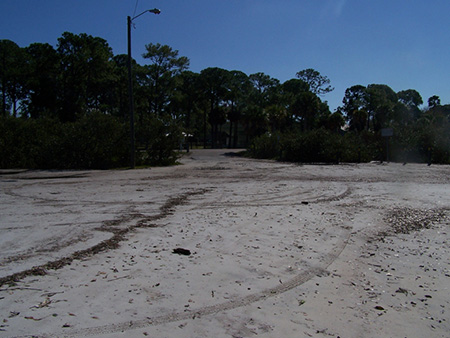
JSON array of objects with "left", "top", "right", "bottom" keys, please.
[
  {"left": 31, "top": 298, "right": 51, "bottom": 308},
  {"left": 395, "top": 288, "right": 409, "bottom": 295},
  {"left": 172, "top": 248, "right": 191, "bottom": 256},
  {"left": 384, "top": 208, "right": 446, "bottom": 236}
]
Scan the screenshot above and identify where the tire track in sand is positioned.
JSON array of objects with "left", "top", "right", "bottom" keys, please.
[
  {"left": 41, "top": 223, "right": 352, "bottom": 338},
  {"left": 0, "top": 189, "right": 210, "bottom": 288}
]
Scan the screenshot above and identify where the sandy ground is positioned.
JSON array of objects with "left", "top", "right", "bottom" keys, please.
[{"left": 0, "top": 149, "right": 449, "bottom": 338}]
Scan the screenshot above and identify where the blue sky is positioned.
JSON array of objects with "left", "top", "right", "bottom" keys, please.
[{"left": 1, "top": 0, "right": 449, "bottom": 111}]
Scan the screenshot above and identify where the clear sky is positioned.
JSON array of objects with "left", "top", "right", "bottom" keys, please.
[{"left": 1, "top": 0, "right": 449, "bottom": 111}]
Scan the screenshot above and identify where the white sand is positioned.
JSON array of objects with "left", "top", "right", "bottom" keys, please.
[{"left": 0, "top": 149, "right": 449, "bottom": 337}]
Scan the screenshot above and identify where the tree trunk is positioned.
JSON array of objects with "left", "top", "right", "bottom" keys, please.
[
  {"left": 228, "top": 121, "right": 233, "bottom": 148},
  {"left": 233, "top": 119, "right": 239, "bottom": 148}
]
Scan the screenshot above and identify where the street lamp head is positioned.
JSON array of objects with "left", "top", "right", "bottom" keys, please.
[{"left": 131, "top": 8, "right": 161, "bottom": 21}]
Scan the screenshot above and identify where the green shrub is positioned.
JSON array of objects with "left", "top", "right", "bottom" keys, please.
[
  {"left": 248, "top": 132, "right": 281, "bottom": 159},
  {"left": 136, "top": 116, "right": 181, "bottom": 166},
  {"left": 58, "top": 112, "right": 129, "bottom": 169},
  {"left": 280, "top": 129, "right": 343, "bottom": 163},
  {"left": 248, "top": 128, "right": 385, "bottom": 164},
  {"left": 0, "top": 113, "right": 129, "bottom": 169}
]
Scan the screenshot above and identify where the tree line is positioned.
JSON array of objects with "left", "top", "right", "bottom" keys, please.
[{"left": 1, "top": 33, "right": 449, "bottom": 168}]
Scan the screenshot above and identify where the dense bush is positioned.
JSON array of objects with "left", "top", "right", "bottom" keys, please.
[
  {"left": 136, "top": 116, "right": 182, "bottom": 166},
  {"left": 281, "top": 129, "right": 342, "bottom": 163},
  {"left": 0, "top": 112, "right": 186, "bottom": 169},
  {"left": 58, "top": 112, "right": 129, "bottom": 169},
  {"left": 0, "top": 113, "right": 129, "bottom": 169},
  {"left": 248, "top": 132, "right": 281, "bottom": 159},
  {"left": 389, "top": 116, "right": 450, "bottom": 164},
  {"left": 248, "top": 129, "right": 386, "bottom": 164},
  {"left": 249, "top": 125, "right": 449, "bottom": 164}
]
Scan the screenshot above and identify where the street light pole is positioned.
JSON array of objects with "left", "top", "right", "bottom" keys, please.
[
  {"left": 127, "top": 8, "right": 161, "bottom": 169},
  {"left": 127, "top": 16, "right": 135, "bottom": 169}
]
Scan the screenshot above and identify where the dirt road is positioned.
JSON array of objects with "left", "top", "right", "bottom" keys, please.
[{"left": 0, "top": 150, "right": 449, "bottom": 337}]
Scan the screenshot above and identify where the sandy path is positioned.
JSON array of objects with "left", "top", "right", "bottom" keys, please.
[{"left": 0, "top": 150, "right": 449, "bottom": 337}]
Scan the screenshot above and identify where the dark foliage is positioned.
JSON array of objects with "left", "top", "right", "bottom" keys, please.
[
  {"left": 0, "top": 113, "right": 129, "bottom": 169},
  {"left": 1, "top": 34, "right": 449, "bottom": 168}
]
